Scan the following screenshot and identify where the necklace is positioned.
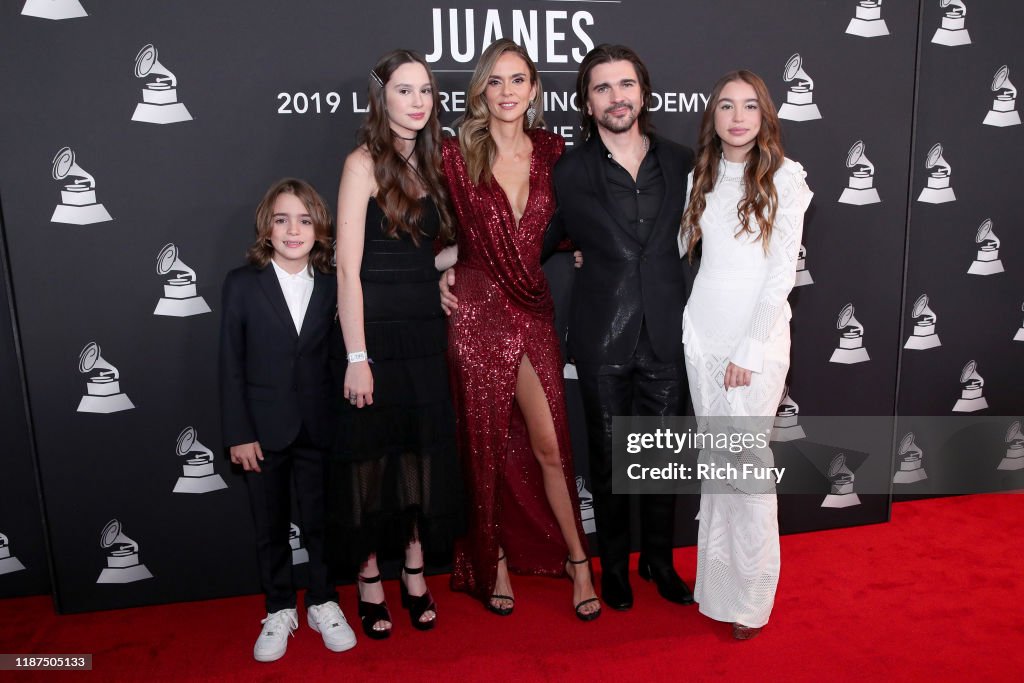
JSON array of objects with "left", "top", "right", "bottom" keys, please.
[
  {"left": 391, "top": 129, "right": 417, "bottom": 141},
  {"left": 399, "top": 148, "right": 428, "bottom": 188},
  {"left": 609, "top": 134, "right": 649, "bottom": 163}
]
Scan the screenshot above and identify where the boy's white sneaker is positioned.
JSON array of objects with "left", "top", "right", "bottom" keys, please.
[
  {"left": 307, "top": 601, "right": 357, "bottom": 652},
  {"left": 253, "top": 608, "right": 298, "bottom": 662}
]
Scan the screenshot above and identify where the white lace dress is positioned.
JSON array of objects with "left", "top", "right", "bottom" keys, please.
[{"left": 682, "top": 156, "right": 812, "bottom": 628}]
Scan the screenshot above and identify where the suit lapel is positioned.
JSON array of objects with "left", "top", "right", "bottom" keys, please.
[
  {"left": 258, "top": 264, "right": 299, "bottom": 340},
  {"left": 651, "top": 134, "right": 682, "bottom": 238},
  {"left": 297, "top": 271, "right": 330, "bottom": 345},
  {"left": 583, "top": 137, "right": 643, "bottom": 246}
]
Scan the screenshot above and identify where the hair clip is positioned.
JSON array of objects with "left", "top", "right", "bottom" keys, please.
[{"left": 370, "top": 70, "right": 384, "bottom": 88}]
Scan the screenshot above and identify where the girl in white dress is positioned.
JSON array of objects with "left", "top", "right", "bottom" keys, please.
[{"left": 680, "top": 70, "right": 812, "bottom": 640}]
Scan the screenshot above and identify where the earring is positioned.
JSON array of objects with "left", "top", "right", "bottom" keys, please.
[{"left": 526, "top": 102, "right": 537, "bottom": 127}]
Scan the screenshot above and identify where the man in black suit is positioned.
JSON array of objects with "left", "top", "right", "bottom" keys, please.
[{"left": 542, "top": 44, "right": 694, "bottom": 610}]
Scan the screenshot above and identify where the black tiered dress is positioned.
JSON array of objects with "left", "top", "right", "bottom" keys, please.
[{"left": 327, "top": 196, "right": 461, "bottom": 572}]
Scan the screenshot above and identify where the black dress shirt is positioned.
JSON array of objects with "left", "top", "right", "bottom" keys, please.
[{"left": 601, "top": 136, "right": 665, "bottom": 244}]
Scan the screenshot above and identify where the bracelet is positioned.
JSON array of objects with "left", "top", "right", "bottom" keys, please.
[{"left": 347, "top": 350, "right": 368, "bottom": 363}]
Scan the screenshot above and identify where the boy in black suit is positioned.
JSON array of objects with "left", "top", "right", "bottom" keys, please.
[{"left": 220, "top": 178, "right": 355, "bottom": 661}]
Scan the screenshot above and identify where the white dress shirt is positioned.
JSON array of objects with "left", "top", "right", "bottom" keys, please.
[{"left": 271, "top": 260, "right": 315, "bottom": 335}]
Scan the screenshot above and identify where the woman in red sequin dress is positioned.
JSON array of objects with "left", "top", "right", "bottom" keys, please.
[{"left": 439, "top": 39, "right": 600, "bottom": 620}]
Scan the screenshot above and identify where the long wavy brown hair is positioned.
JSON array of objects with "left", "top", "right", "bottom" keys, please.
[
  {"left": 361, "top": 49, "right": 453, "bottom": 244},
  {"left": 682, "top": 70, "right": 785, "bottom": 259},
  {"left": 249, "top": 178, "right": 334, "bottom": 273},
  {"left": 457, "top": 38, "right": 545, "bottom": 185}
]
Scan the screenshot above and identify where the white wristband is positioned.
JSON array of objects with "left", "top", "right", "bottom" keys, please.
[{"left": 347, "top": 350, "right": 368, "bottom": 363}]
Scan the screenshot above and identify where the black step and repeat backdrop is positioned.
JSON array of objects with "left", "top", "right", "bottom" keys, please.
[
  {"left": 894, "top": 1, "right": 1024, "bottom": 498},
  {"left": 0, "top": 208, "right": 51, "bottom": 599},
  {"left": 0, "top": 1, "right": 1019, "bottom": 612}
]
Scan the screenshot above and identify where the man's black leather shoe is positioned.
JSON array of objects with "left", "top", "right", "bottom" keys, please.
[
  {"left": 638, "top": 557, "right": 694, "bottom": 605},
  {"left": 600, "top": 569, "right": 633, "bottom": 610}
]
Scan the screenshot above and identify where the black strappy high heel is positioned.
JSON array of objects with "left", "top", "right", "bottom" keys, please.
[
  {"left": 400, "top": 565, "right": 437, "bottom": 631},
  {"left": 486, "top": 554, "right": 515, "bottom": 616},
  {"left": 566, "top": 556, "right": 602, "bottom": 622},
  {"left": 357, "top": 574, "right": 392, "bottom": 639}
]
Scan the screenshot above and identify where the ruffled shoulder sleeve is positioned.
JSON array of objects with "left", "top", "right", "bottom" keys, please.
[
  {"left": 728, "top": 157, "right": 812, "bottom": 374},
  {"left": 776, "top": 158, "right": 813, "bottom": 216}
]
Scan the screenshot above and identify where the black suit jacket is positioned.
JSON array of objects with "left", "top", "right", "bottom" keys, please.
[
  {"left": 544, "top": 133, "right": 695, "bottom": 365},
  {"left": 219, "top": 263, "right": 337, "bottom": 452}
]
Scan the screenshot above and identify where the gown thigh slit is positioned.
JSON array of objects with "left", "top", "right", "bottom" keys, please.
[{"left": 443, "top": 130, "right": 589, "bottom": 605}]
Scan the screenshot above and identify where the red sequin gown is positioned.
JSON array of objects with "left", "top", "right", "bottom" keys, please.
[{"left": 442, "top": 129, "right": 588, "bottom": 603}]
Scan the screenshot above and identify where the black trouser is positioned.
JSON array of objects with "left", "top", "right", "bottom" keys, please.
[
  {"left": 575, "top": 324, "right": 685, "bottom": 576},
  {"left": 245, "top": 425, "right": 338, "bottom": 613}
]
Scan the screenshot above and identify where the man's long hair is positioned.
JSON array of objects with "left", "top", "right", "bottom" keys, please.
[{"left": 575, "top": 44, "right": 654, "bottom": 141}]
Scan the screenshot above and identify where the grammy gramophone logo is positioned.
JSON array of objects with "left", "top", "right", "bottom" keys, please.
[
  {"left": 96, "top": 519, "right": 153, "bottom": 584},
  {"left": 917, "top": 143, "right": 955, "bottom": 204},
  {"left": 838, "top": 140, "right": 881, "bottom": 205},
  {"left": 1014, "top": 302, "right": 1024, "bottom": 342},
  {"left": 846, "top": 0, "right": 889, "bottom": 38},
  {"left": 999, "top": 421, "right": 1024, "bottom": 471},
  {"left": 290, "top": 523, "right": 308, "bottom": 565},
  {"left": 794, "top": 244, "right": 813, "bottom": 286},
  {"left": 76, "top": 342, "right": 134, "bottom": 413},
  {"left": 779, "top": 53, "right": 822, "bottom": 121},
  {"left": 21, "top": 0, "right": 87, "bottom": 20},
  {"left": 984, "top": 65, "right": 1021, "bottom": 127},
  {"left": 830, "top": 303, "right": 870, "bottom": 364},
  {"left": 894, "top": 432, "right": 928, "bottom": 484},
  {"left": 50, "top": 147, "right": 112, "bottom": 225},
  {"left": 932, "top": 0, "right": 971, "bottom": 47},
  {"left": 172, "top": 427, "right": 227, "bottom": 494},
  {"left": 0, "top": 532, "right": 27, "bottom": 576},
  {"left": 821, "top": 453, "right": 861, "bottom": 508},
  {"left": 967, "top": 219, "right": 1004, "bottom": 276},
  {"left": 904, "top": 294, "right": 941, "bottom": 350},
  {"left": 952, "top": 360, "right": 987, "bottom": 413},
  {"left": 771, "top": 385, "right": 806, "bottom": 442},
  {"left": 154, "top": 243, "right": 211, "bottom": 316},
  {"left": 132, "top": 44, "right": 193, "bottom": 124},
  {"left": 576, "top": 476, "right": 596, "bottom": 535}
]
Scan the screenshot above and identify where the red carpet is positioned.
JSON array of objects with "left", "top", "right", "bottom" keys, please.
[{"left": 2, "top": 494, "right": 1022, "bottom": 681}]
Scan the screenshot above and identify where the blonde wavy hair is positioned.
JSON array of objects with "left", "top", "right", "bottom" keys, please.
[{"left": 457, "top": 39, "right": 545, "bottom": 185}]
